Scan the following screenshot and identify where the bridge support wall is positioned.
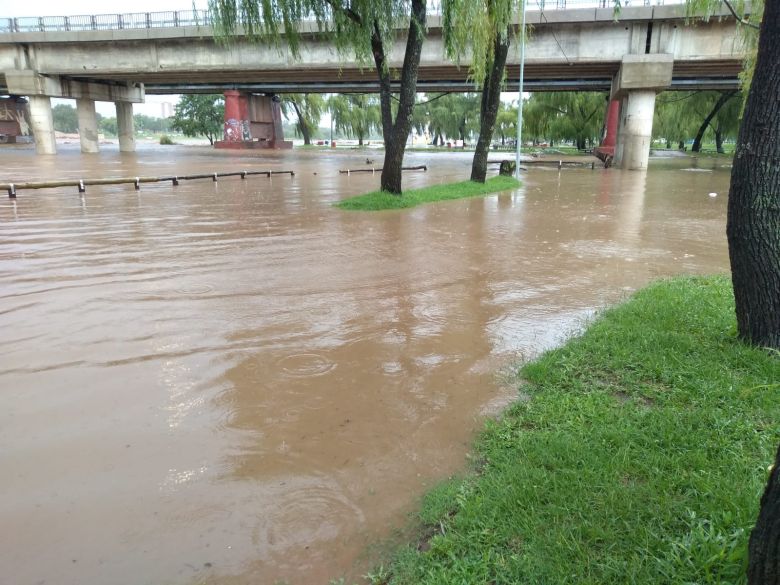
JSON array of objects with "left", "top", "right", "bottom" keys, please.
[
  {"left": 28, "top": 95, "right": 56, "bottom": 154},
  {"left": 215, "top": 90, "right": 291, "bottom": 149},
  {"left": 77, "top": 98, "right": 99, "bottom": 153},
  {"left": 116, "top": 102, "right": 135, "bottom": 153}
]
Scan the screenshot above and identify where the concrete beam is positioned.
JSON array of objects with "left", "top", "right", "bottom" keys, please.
[
  {"left": 28, "top": 95, "right": 56, "bottom": 154},
  {"left": 5, "top": 70, "right": 144, "bottom": 102},
  {"left": 611, "top": 54, "right": 674, "bottom": 99},
  {"left": 76, "top": 98, "right": 99, "bottom": 153}
]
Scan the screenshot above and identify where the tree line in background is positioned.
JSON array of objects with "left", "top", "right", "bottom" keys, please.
[
  {"left": 276, "top": 90, "right": 743, "bottom": 153},
  {"left": 51, "top": 103, "right": 174, "bottom": 137},
  {"left": 50, "top": 88, "right": 744, "bottom": 155}
]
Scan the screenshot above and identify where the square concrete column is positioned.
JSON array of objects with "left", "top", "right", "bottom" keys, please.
[
  {"left": 28, "top": 95, "right": 56, "bottom": 155},
  {"left": 77, "top": 98, "right": 99, "bottom": 153},
  {"left": 115, "top": 102, "right": 135, "bottom": 152},
  {"left": 615, "top": 90, "right": 657, "bottom": 170}
]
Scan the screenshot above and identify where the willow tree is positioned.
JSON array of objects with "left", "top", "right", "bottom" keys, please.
[
  {"left": 209, "top": 0, "right": 426, "bottom": 194},
  {"left": 328, "top": 94, "right": 380, "bottom": 145},
  {"left": 281, "top": 94, "right": 325, "bottom": 145},
  {"left": 444, "top": 0, "right": 519, "bottom": 183}
]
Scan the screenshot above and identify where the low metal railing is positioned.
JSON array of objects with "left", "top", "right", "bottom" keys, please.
[{"left": 0, "top": 0, "right": 682, "bottom": 34}]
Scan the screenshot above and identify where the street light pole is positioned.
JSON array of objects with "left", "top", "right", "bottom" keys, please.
[{"left": 515, "top": 0, "right": 527, "bottom": 179}]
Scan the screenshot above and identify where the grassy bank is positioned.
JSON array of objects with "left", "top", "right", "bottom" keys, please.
[
  {"left": 336, "top": 176, "right": 520, "bottom": 211},
  {"left": 375, "top": 276, "right": 779, "bottom": 584}
]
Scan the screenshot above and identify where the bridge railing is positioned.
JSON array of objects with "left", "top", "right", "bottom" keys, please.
[{"left": 0, "top": 0, "right": 684, "bottom": 34}]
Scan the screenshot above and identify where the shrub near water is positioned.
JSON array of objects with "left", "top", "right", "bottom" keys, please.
[{"left": 384, "top": 276, "right": 779, "bottom": 585}]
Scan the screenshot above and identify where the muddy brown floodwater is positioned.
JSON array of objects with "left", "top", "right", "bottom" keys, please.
[{"left": 1, "top": 144, "right": 731, "bottom": 585}]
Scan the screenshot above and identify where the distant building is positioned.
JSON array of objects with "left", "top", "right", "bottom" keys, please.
[{"left": 161, "top": 102, "right": 174, "bottom": 118}]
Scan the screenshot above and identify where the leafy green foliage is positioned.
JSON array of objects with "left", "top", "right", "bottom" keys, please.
[
  {"left": 653, "top": 91, "right": 743, "bottom": 151},
  {"left": 52, "top": 103, "right": 78, "bottom": 133},
  {"left": 328, "top": 94, "right": 380, "bottom": 145},
  {"left": 523, "top": 92, "right": 605, "bottom": 148},
  {"left": 99, "top": 117, "right": 117, "bottom": 137},
  {"left": 442, "top": 0, "right": 519, "bottom": 87},
  {"left": 208, "top": 0, "right": 412, "bottom": 66},
  {"left": 170, "top": 94, "right": 224, "bottom": 145},
  {"left": 281, "top": 94, "right": 326, "bottom": 145},
  {"left": 413, "top": 93, "right": 481, "bottom": 144},
  {"left": 336, "top": 176, "right": 520, "bottom": 210},
  {"left": 384, "top": 276, "right": 779, "bottom": 584},
  {"left": 686, "top": 0, "right": 762, "bottom": 102},
  {"left": 133, "top": 114, "right": 172, "bottom": 134}
]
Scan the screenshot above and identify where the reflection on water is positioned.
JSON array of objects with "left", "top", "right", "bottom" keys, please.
[{"left": 0, "top": 145, "right": 731, "bottom": 585}]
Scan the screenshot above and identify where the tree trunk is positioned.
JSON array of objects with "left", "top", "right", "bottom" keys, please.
[
  {"left": 358, "top": 135, "right": 364, "bottom": 146},
  {"left": 666, "top": 139, "right": 671, "bottom": 149},
  {"left": 471, "top": 27, "right": 510, "bottom": 183},
  {"left": 749, "top": 443, "right": 780, "bottom": 584},
  {"left": 726, "top": 0, "right": 780, "bottom": 351},
  {"left": 291, "top": 101, "right": 311, "bottom": 145},
  {"left": 715, "top": 128, "right": 724, "bottom": 154},
  {"left": 373, "top": 0, "right": 426, "bottom": 194},
  {"left": 679, "top": 140, "right": 685, "bottom": 151},
  {"left": 692, "top": 90, "right": 737, "bottom": 152}
]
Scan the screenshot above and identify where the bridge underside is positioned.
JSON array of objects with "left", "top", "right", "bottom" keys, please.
[{"left": 0, "top": 60, "right": 740, "bottom": 95}]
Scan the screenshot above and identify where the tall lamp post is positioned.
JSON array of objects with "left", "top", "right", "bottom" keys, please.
[{"left": 515, "top": 0, "right": 527, "bottom": 178}]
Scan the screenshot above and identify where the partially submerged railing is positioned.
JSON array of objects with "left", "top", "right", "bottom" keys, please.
[
  {"left": 0, "top": 0, "right": 683, "bottom": 34},
  {"left": 2, "top": 169, "right": 295, "bottom": 198}
]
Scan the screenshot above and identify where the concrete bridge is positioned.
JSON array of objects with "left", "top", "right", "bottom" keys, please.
[{"left": 0, "top": 1, "right": 746, "bottom": 169}]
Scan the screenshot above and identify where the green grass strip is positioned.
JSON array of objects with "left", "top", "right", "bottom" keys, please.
[
  {"left": 379, "top": 275, "right": 779, "bottom": 585},
  {"left": 335, "top": 176, "right": 521, "bottom": 211}
]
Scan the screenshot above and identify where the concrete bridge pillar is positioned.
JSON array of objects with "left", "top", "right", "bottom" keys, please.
[
  {"left": 115, "top": 102, "right": 136, "bottom": 152},
  {"left": 76, "top": 98, "right": 99, "bottom": 153},
  {"left": 28, "top": 95, "right": 56, "bottom": 155},
  {"left": 610, "top": 54, "right": 673, "bottom": 170},
  {"left": 615, "top": 90, "right": 657, "bottom": 170},
  {"left": 215, "top": 91, "right": 291, "bottom": 149}
]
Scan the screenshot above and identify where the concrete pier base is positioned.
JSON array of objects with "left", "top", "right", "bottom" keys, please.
[
  {"left": 28, "top": 95, "right": 56, "bottom": 155},
  {"left": 116, "top": 102, "right": 135, "bottom": 153},
  {"left": 77, "top": 98, "right": 99, "bottom": 153},
  {"left": 614, "top": 90, "right": 657, "bottom": 170}
]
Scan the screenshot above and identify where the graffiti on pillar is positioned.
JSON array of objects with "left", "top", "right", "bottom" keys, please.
[
  {"left": 224, "top": 118, "right": 242, "bottom": 142},
  {"left": 0, "top": 98, "right": 32, "bottom": 142},
  {"left": 13, "top": 110, "right": 31, "bottom": 135},
  {"left": 224, "top": 118, "right": 253, "bottom": 142}
]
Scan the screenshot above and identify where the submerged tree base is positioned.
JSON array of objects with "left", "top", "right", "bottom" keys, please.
[
  {"left": 335, "top": 176, "right": 520, "bottom": 211},
  {"left": 377, "top": 276, "right": 780, "bottom": 584}
]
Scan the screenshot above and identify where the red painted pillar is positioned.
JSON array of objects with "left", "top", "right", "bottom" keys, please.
[
  {"left": 221, "top": 90, "right": 243, "bottom": 144},
  {"left": 601, "top": 99, "right": 620, "bottom": 149}
]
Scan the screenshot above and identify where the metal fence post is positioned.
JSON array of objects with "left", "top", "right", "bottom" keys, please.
[{"left": 145, "top": 12, "right": 151, "bottom": 28}]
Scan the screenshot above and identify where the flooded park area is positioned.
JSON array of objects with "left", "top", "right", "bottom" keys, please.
[{"left": 1, "top": 144, "right": 732, "bottom": 585}]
